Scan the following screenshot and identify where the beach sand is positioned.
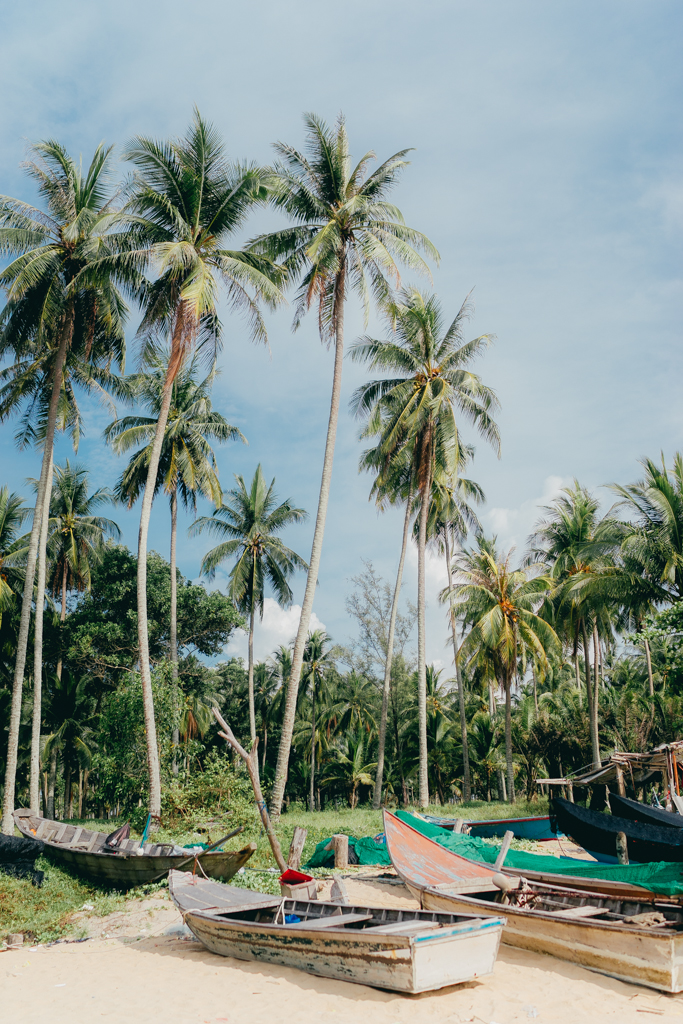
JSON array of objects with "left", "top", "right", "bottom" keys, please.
[{"left": 3, "top": 875, "right": 683, "bottom": 1024}]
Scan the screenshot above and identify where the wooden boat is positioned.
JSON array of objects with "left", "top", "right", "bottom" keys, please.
[
  {"left": 13, "top": 809, "right": 256, "bottom": 888},
  {"left": 610, "top": 793, "right": 683, "bottom": 830},
  {"left": 385, "top": 810, "right": 683, "bottom": 993},
  {"left": 552, "top": 797, "right": 683, "bottom": 863},
  {"left": 422, "top": 813, "right": 556, "bottom": 842},
  {"left": 168, "top": 869, "right": 505, "bottom": 994}
]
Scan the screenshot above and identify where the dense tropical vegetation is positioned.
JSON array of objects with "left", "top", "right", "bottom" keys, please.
[{"left": 1, "top": 112, "right": 682, "bottom": 832}]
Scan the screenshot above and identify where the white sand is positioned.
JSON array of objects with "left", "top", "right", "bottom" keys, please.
[{"left": 3, "top": 878, "right": 683, "bottom": 1024}]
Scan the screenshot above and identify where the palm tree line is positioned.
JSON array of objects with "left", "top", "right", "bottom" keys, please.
[{"left": 1, "top": 111, "right": 681, "bottom": 829}]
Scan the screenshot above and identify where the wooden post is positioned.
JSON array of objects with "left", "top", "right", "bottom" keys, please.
[
  {"left": 330, "top": 877, "right": 349, "bottom": 904},
  {"left": 212, "top": 708, "right": 287, "bottom": 872},
  {"left": 287, "top": 826, "right": 308, "bottom": 870},
  {"left": 616, "top": 832, "right": 629, "bottom": 865},
  {"left": 453, "top": 819, "right": 464, "bottom": 834},
  {"left": 567, "top": 781, "right": 574, "bottom": 803},
  {"left": 494, "top": 830, "right": 514, "bottom": 871},
  {"left": 615, "top": 766, "right": 626, "bottom": 797},
  {"left": 332, "top": 834, "right": 349, "bottom": 869}
]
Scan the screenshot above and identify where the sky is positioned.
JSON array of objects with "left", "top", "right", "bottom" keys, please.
[{"left": 0, "top": 0, "right": 681, "bottom": 671}]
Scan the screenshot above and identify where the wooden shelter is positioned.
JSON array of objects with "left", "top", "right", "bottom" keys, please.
[{"left": 538, "top": 741, "right": 683, "bottom": 806}]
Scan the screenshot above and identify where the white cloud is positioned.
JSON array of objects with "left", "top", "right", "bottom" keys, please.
[
  {"left": 226, "top": 598, "right": 326, "bottom": 663},
  {"left": 482, "top": 475, "right": 570, "bottom": 553}
]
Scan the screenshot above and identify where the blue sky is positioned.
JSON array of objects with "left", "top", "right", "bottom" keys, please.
[{"left": 1, "top": 1, "right": 681, "bottom": 668}]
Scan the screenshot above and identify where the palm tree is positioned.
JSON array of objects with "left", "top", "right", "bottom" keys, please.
[
  {"left": 322, "top": 731, "right": 377, "bottom": 809},
  {"left": 451, "top": 537, "right": 560, "bottom": 801},
  {"left": 0, "top": 488, "right": 28, "bottom": 629},
  {"left": 43, "top": 668, "right": 95, "bottom": 819},
  {"left": 192, "top": 465, "right": 307, "bottom": 743},
  {"left": 105, "top": 353, "right": 243, "bottom": 694},
  {"left": 0, "top": 140, "right": 131, "bottom": 833},
  {"left": 300, "top": 629, "right": 335, "bottom": 812},
  {"left": 122, "top": 110, "right": 285, "bottom": 818},
  {"left": 45, "top": 460, "right": 120, "bottom": 675},
  {"left": 351, "top": 289, "right": 500, "bottom": 806},
  {"left": 252, "top": 113, "right": 438, "bottom": 818}
]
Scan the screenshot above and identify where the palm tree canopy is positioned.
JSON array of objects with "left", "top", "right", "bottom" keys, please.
[
  {"left": 44, "top": 460, "right": 120, "bottom": 596},
  {"left": 0, "top": 488, "right": 29, "bottom": 618},
  {"left": 192, "top": 464, "right": 308, "bottom": 616},
  {"left": 351, "top": 289, "right": 500, "bottom": 480},
  {"left": 250, "top": 113, "right": 439, "bottom": 335},
  {"left": 123, "top": 110, "right": 286, "bottom": 376},
  {"left": 105, "top": 352, "right": 244, "bottom": 510}
]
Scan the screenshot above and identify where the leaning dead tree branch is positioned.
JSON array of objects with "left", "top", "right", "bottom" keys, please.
[{"left": 212, "top": 707, "right": 287, "bottom": 872}]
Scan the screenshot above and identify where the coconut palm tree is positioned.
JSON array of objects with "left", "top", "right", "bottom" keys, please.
[
  {"left": 252, "top": 113, "right": 438, "bottom": 818},
  {"left": 451, "top": 537, "right": 560, "bottom": 801},
  {"left": 192, "top": 465, "right": 307, "bottom": 743},
  {"left": 121, "top": 110, "right": 285, "bottom": 818},
  {"left": 45, "top": 460, "right": 120, "bottom": 675},
  {"left": 300, "top": 629, "right": 334, "bottom": 812},
  {"left": 351, "top": 288, "right": 500, "bottom": 806},
  {"left": 322, "top": 731, "right": 377, "bottom": 809},
  {"left": 0, "top": 140, "right": 132, "bottom": 833},
  {"left": 43, "top": 668, "right": 96, "bottom": 819},
  {"left": 0, "top": 488, "right": 28, "bottom": 629},
  {"left": 105, "top": 353, "right": 244, "bottom": 693}
]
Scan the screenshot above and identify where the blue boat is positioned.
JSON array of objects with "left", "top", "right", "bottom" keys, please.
[{"left": 421, "top": 813, "right": 558, "bottom": 842}]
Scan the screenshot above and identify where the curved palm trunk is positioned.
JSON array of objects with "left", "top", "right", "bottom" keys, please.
[
  {"left": 2, "top": 302, "right": 73, "bottom": 835},
  {"left": 592, "top": 623, "right": 601, "bottom": 762},
  {"left": 309, "top": 679, "right": 316, "bottom": 814},
  {"left": 29, "top": 454, "right": 54, "bottom": 812},
  {"left": 55, "top": 560, "right": 68, "bottom": 680},
  {"left": 248, "top": 604, "right": 256, "bottom": 743},
  {"left": 137, "top": 369, "right": 176, "bottom": 820},
  {"left": 170, "top": 487, "right": 179, "bottom": 776},
  {"left": 271, "top": 269, "right": 346, "bottom": 819},
  {"left": 373, "top": 494, "right": 412, "bottom": 809},
  {"left": 644, "top": 636, "right": 654, "bottom": 696},
  {"left": 504, "top": 668, "right": 515, "bottom": 803},
  {"left": 444, "top": 531, "right": 470, "bottom": 802},
  {"left": 417, "top": 463, "right": 432, "bottom": 809}
]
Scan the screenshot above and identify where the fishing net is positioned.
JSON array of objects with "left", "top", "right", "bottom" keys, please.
[
  {"left": 395, "top": 811, "right": 683, "bottom": 896},
  {"left": 0, "top": 834, "right": 44, "bottom": 886},
  {"left": 305, "top": 834, "right": 392, "bottom": 869}
]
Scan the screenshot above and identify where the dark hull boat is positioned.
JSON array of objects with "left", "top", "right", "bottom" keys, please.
[
  {"left": 14, "top": 809, "right": 256, "bottom": 888},
  {"left": 610, "top": 793, "right": 683, "bottom": 831},
  {"left": 552, "top": 797, "right": 683, "bottom": 864},
  {"left": 169, "top": 869, "right": 505, "bottom": 993},
  {"left": 385, "top": 810, "right": 683, "bottom": 993}
]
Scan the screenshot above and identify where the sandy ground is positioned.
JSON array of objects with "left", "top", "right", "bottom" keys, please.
[{"left": 3, "top": 875, "right": 683, "bottom": 1024}]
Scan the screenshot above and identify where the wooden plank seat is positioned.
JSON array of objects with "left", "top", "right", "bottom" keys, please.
[
  {"left": 365, "top": 919, "right": 442, "bottom": 935},
  {"left": 549, "top": 905, "right": 611, "bottom": 919},
  {"left": 287, "top": 913, "right": 374, "bottom": 929}
]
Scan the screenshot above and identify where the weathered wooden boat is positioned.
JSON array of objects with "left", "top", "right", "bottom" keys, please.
[
  {"left": 552, "top": 797, "right": 683, "bottom": 863},
  {"left": 13, "top": 809, "right": 256, "bottom": 888},
  {"left": 610, "top": 793, "right": 683, "bottom": 830},
  {"left": 168, "top": 869, "right": 505, "bottom": 993},
  {"left": 422, "top": 813, "right": 556, "bottom": 841},
  {"left": 385, "top": 810, "right": 683, "bottom": 993}
]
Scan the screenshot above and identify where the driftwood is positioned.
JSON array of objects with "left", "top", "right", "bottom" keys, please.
[
  {"left": 287, "top": 826, "right": 308, "bottom": 870},
  {"left": 212, "top": 708, "right": 287, "bottom": 872}
]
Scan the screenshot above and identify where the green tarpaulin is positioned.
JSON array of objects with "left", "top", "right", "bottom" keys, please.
[
  {"left": 396, "top": 811, "right": 683, "bottom": 897},
  {"left": 305, "top": 835, "right": 392, "bottom": 869}
]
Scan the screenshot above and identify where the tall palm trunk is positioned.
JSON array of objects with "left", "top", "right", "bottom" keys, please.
[
  {"left": 248, "top": 603, "right": 256, "bottom": 743},
  {"left": 592, "top": 623, "right": 601, "bottom": 760},
  {"left": 170, "top": 486, "right": 180, "bottom": 775},
  {"left": 373, "top": 493, "right": 412, "bottom": 809},
  {"left": 416, "top": 456, "right": 432, "bottom": 809},
  {"left": 644, "top": 636, "right": 654, "bottom": 696},
  {"left": 47, "top": 747, "right": 57, "bottom": 819},
  {"left": 444, "top": 531, "right": 470, "bottom": 802},
  {"left": 309, "top": 679, "right": 316, "bottom": 814},
  {"left": 29, "top": 455, "right": 53, "bottom": 811},
  {"left": 271, "top": 266, "right": 346, "bottom": 819},
  {"left": 503, "top": 668, "right": 515, "bottom": 802},
  {"left": 55, "top": 559, "right": 68, "bottom": 680},
  {"left": 582, "top": 619, "right": 600, "bottom": 768},
  {"left": 137, "top": 359, "right": 178, "bottom": 819},
  {"left": 2, "top": 301, "right": 73, "bottom": 834}
]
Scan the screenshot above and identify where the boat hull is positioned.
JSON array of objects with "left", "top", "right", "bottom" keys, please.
[
  {"left": 13, "top": 809, "right": 256, "bottom": 888},
  {"left": 467, "top": 816, "right": 556, "bottom": 842},
  {"left": 416, "top": 886, "right": 683, "bottom": 994},
  {"left": 553, "top": 797, "right": 683, "bottom": 864},
  {"left": 183, "top": 909, "right": 503, "bottom": 993}
]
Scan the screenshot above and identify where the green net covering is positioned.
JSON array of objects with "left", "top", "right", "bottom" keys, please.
[
  {"left": 395, "top": 811, "right": 683, "bottom": 896},
  {"left": 305, "top": 835, "right": 392, "bottom": 869}
]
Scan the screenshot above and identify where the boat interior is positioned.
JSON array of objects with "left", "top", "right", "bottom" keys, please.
[{"left": 16, "top": 812, "right": 177, "bottom": 857}]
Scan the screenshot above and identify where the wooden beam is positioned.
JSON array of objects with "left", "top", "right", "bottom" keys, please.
[
  {"left": 494, "top": 831, "right": 514, "bottom": 871},
  {"left": 287, "top": 826, "right": 307, "bottom": 871}
]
